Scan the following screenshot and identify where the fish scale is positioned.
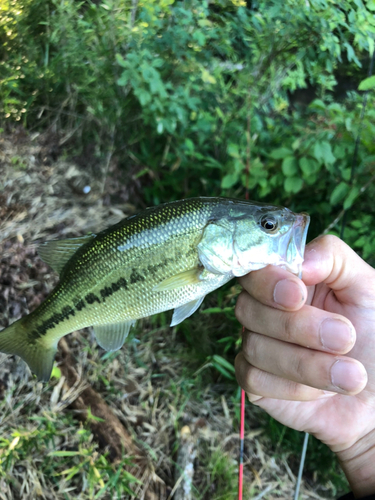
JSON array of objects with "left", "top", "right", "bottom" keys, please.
[
  {"left": 0, "top": 197, "right": 310, "bottom": 381},
  {"left": 29, "top": 200, "right": 214, "bottom": 339}
]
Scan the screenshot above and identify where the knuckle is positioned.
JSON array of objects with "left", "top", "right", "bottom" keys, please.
[
  {"left": 286, "top": 379, "right": 305, "bottom": 399},
  {"left": 236, "top": 358, "right": 264, "bottom": 395},
  {"left": 244, "top": 332, "right": 261, "bottom": 362},
  {"left": 323, "top": 234, "right": 340, "bottom": 246},
  {"left": 292, "top": 352, "right": 307, "bottom": 381},
  {"left": 319, "top": 234, "right": 340, "bottom": 253},
  {"left": 248, "top": 366, "right": 267, "bottom": 392},
  {"left": 282, "top": 313, "right": 296, "bottom": 343},
  {"left": 234, "top": 352, "right": 252, "bottom": 392},
  {"left": 241, "top": 330, "right": 253, "bottom": 355},
  {"left": 234, "top": 352, "right": 243, "bottom": 375},
  {"left": 235, "top": 291, "right": 248, "bottom": 323}
]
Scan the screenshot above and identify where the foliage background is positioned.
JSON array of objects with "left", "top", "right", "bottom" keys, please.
[{"left": 0, "top": 0, "right": 375, "bottom": 498}]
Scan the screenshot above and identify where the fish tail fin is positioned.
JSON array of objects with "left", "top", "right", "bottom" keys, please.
[{"left": 0, "top": 318, "right": 57, "bottom": 382}]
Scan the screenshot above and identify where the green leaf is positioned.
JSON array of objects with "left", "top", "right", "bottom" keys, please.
[
  {"left": 358, "top": 75, "right": 375, "bottom": 91},
  {"left": 354, "top": 236, "right": 366, "bottom": 248},
  {"left": 115, "top": 53, "right": 127, "bottom": 67},
  {"left": 299, "top": 157, "right": 319, "bottom": 176},
  {"left": 309, "top": 99, "right": 326, "bottom": 110},
  {"left": 152, "top": 58, "right": 164, "bottom": 68},
  {"left": 313, "top": 141, "right": 335, "bottom": 166},
  {"left": 368, "top": 36, "right": 374, "bottom": 56},
  {"left": 134, "top": 167, "right": 149, "bottom": 179},
  {"left": 51, "top": 366, "right": 61, "bottom": 379},
  {"left": 342, "top": 168, "right": 351, "bottom": 181},
  {"left": 281, "top": 156, "right": 298, "bottom": 176},
  {"left": 345, "top": 117, "right": 352, "bottom": 131},
  {"left": 137, "top": 90, "right": 152, "bottom": 106},
  {"left": 193, "top": 30, "right": 206, "bottom": 46},
  {"left": 157, "top": 121, "right": 164, "bottom": 134},
  {"left": 233, "top": 158, "right": 244, "bottom": 173},
  {"left": 284, "top": 176, "right": 303, "bottom": 193},
  {"left": 184, "top": 138, "right": 194, "bottom": 152},
  {"left": 212, "top": 364, "right": 234, "bottom": 379},
  {"left": 201, "top": 307, "right": 225, "bottom": 314},
  {"left": 270, "top": 147, "right": 293, "bottom": 160},
  {"left": 212, "top": 355, "right": 235, "bottom": 373},
  {"left": 345, "top": 42, "right": 355, "bottom": 63},
  {"left": 292, "top": 138, "right": 302, "bottom": 150},
  {"left": 211, "top": 355, "right": 235, "bottom": 379},
  {"left": 227, "top": 143, "right": 240, "bottom": 158},
  {"left": 221, "top": 173, "right": 238, "bottom": 189},
  {"left": 343, "top": 186, "right": 360, "bottom": 210},
  {"left": 48, "top": 451, "right": 82, "bottom": 457},
  {"left": 330, "top": 182, "right": 349, "bottom": 205},
  {"left": 116, "top": 73, "right": 128, "bottom": 86}
]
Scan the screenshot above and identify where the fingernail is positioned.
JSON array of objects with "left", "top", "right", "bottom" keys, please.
[
  {"left": 320, "top": 318, "right": 354, "bottom": 352},
  {"left": 247, "top": 393, "right": 263, "bottom": 404},
  {"left": 273, "top": 279, "right": 305, "bottom": 308},
  {"left": 320, "top": 390, "right": 336, "bottom": 398},
  {"left": 330, "top": 360, "right": 367, "bottom": 393}
]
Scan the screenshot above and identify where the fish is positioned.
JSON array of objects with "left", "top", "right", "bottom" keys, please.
[{"left": 0, "top": 197, "right": 310, "bottom": 382}]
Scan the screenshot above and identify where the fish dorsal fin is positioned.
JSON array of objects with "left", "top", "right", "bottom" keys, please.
[
  {"left": 94, "top": 320, "right": 135, "bottom": 351},
  {"left": 38, "top": 234, "right": 95, "bottom": 274},
  {"left": 170, "top": 296, "right": 206, "bottom": 327},
  {"left": 153, "top": 268, "right": 202, "bottom": 292}
]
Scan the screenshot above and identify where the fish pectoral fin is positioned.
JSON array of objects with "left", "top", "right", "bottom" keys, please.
[
  {"left": 153, "top": 268, "right": 203, "bottom": 292},
  {"left": 170, "top": 296, "right": 206, "bottom": 327},
  {"left": 38, "top": 234, "right": 96, "bottom": 274},
  {"left": 94, "top": 320, "right": 135, "bottom": 351}
]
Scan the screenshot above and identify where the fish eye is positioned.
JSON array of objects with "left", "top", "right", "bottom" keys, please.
[{"left": 260, "top": 215, "right": 278, "bottom": 233}]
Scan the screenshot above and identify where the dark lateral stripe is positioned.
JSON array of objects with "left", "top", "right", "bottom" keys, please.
[
  {"left": 28, "top": 256, "right": 177, "bottom": 343},
  {"left": 85, "top": 293, "right": 101, "bottom": 304},
  {"left": 29, "top": 276, "right": 129, "bottom": 342},
  {"left": 130, "top": 268, "right": 145, "bottom": 284},
  {"left": 147, "top": 257, "right": 175, "bottom": 277},
  {"left": 99, "top": 277, "right": 128, "bottom": 302},
  {"left": 76, "top": 299, "right": 85, "bottom": 311},
  {"left": 30, "top": 305, "right": 76, "bottom": 342}
]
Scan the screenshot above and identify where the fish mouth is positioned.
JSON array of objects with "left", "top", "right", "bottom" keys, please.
[{"left": 284, "top": 213, "right": 310, "bottom": 277}]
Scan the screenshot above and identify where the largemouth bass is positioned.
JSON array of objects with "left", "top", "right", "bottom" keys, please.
[{"left": 0, "top": 197, "right": 309, "bottom": 381}]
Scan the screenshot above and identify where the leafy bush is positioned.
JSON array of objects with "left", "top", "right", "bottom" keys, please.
[{"left": 1, "top": 0, "right": 374, "bottom": 262}]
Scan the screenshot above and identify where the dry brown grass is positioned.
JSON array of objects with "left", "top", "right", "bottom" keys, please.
[{"left": 0, "top": 131, "right": 341, "bottom": 499}]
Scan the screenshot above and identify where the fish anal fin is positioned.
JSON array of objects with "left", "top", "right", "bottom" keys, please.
[
  {"left": 38, "top": 234, "right": 96, "bottom": 274},
  {"left": 94, "top": 320, "right": 135, "bottom": 351},
  {"left": 153, "top": 268, "right": 203, "bottom": 292},
  {"left": 170, "top": 296, "right": 205, "bottom": 327}
]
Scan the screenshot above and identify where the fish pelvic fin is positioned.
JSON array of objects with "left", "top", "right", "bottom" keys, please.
[{"left": 0, "top": 318, "right": 57, "bottom": 382}]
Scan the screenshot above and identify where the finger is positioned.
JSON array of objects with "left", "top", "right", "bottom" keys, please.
[
  {"left": 237, "top": 265, "right": 307, "bottom": 311},
  {"left": 235, "top": 292, "right": 355, "bottom": 354},
  {"left": 235, "top": 352, "right": 331, "bottom": 401},
  {"left": 242, "top": 331, "right": 368, "bottom": 395},
  {"left": 302, "top": 235, "right": 375, "bottom": 307}
]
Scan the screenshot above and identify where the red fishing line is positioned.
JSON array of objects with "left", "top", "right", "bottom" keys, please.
[{"left": 239, "top": 113, "right": 250, "bottom": 500}]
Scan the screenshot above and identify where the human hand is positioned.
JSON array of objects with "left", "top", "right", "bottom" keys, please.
[{"left": 234, "top": 235, "right": 375, "bottom": 496}]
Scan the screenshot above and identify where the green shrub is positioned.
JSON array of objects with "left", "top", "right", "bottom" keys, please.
[{"left": 1, "top": 1, "right": 374, "bottom": 262}]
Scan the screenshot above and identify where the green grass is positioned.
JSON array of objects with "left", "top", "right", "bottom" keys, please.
[
  {"left": 0, "top": 288, "right": 349, "bottom": 499},
  {"left": 0, "top": 408, "right": 139, "bottom": 498}
]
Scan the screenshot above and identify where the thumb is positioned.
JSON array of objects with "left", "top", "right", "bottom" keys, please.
[{"left": 302, "top": 235, "right": 374, "bottom": 307}]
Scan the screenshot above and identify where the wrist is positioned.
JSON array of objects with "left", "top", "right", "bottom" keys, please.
[{"left": 336, "top": 429, "right": 375, "bottom": 498}]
